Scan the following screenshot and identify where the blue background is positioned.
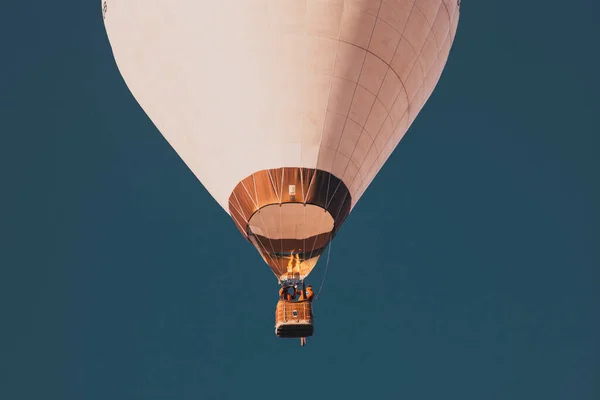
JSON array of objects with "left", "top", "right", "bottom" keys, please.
[{"left": 1, "top": 1, "right": 598, "bottom": 399}]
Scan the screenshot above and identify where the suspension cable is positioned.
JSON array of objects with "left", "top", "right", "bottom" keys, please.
[{"left": 314, "top": 239, "right": 332, "bottom": 301}]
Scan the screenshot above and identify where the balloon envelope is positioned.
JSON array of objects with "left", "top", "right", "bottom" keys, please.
[{"left": 103, "top": 0, "right": 460, "bottom": 280}]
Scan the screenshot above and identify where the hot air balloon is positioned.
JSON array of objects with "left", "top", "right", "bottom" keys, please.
[{"left": 102, "top": 0, "right": 460, "bottom": 344}]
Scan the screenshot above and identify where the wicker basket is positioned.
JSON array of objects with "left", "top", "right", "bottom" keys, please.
[{"left": 274, "top": 300, "right": 314, "bottom": 338}]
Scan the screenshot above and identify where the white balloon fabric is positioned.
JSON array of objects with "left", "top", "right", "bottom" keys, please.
[{"left": 103, "top": 0, "right": 460, "bottom": 280}]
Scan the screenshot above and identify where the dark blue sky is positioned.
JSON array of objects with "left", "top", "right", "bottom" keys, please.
[{"left": 2, "top": 1, "right": 599, "bottom": 399}]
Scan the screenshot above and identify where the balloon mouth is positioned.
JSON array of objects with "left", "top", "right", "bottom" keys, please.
[
  {"left": 247, "top": 203, "right": 333, "bottom": 281},
  {"left": 248, "top": 203, "right": 334, "bottom": 240},
  {"left": 228, "top": 167, "right": 351, "bottom": 279}
]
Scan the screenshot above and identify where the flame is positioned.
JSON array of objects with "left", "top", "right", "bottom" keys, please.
[
  {"left": 287, "top": 251, "right": 295, "bottom": 274},
  {"left": 286, "top": 250, "right": 302, "bottom": 277}
]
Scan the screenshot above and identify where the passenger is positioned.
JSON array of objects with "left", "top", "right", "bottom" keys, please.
[
  {"left": 279, "top": 286, "right": 295, "bottom": 301},
  {"left": 305, "top": 285, "right": 314, "bottom": 301}
]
